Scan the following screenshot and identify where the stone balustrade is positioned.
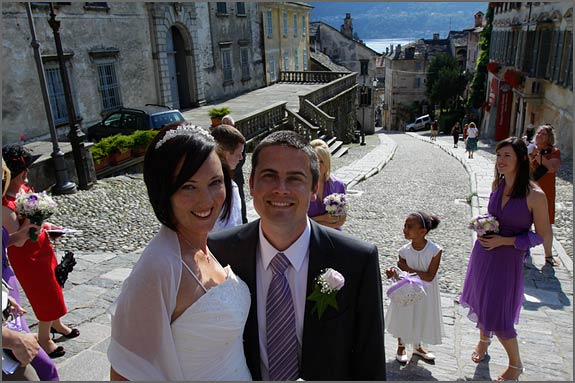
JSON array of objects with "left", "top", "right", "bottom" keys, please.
[
  {"left": 279, "top": 71, "right": 349, "bottom": 84},
  {"left": 286, "top": 109, "right": 321, "bottom": 142},
  {"left": 300, "top": 99, "right": 335, "bottom": 138},
  {"left": 235, "top": 101, "right": 287, "bottom": 145}
]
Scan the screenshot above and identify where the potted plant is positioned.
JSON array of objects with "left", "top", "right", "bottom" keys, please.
[
  {"left": 89, "top": 144, "right": 110, "bottom": 173},
  {"left": 131, "top": 129, "right": 157, "bottom": 157},
  {"left": 107, "top": 134, "right": 134, "bottom": 165},
  {"left": 208, "top": 106, "right": 231, "bottom": 127}
]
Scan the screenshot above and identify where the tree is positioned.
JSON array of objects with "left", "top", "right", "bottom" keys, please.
[
  {"left": 467, "top": 4, "right": 493, "bottom": 109},
  {"left": 426, "top": 53, "right": 466, "bottom": 110}
]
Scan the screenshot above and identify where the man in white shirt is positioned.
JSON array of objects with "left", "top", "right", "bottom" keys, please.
[{"left": 209, "top": 130, "right": 386, "bottom": 380}]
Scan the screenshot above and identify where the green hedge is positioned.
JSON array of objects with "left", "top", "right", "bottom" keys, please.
[{"left": 89, "top": 129, "right": 158, "bottom": 158}]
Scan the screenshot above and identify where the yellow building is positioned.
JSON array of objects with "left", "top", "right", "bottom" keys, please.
[{"left": 260, "top": 2, "right": 313, "bottom": 84}]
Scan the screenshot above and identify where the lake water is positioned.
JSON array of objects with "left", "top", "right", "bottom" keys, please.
[{"left": 364, "top": 38, "right": 418, "bottom": 54}]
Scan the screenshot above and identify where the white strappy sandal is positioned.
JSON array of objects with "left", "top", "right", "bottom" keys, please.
[
  {"left": 471, "top": 338, "right": 491, "bottom": 363},
  {"left": 495, "top": 364, "right": 524, "bottom": 381}
]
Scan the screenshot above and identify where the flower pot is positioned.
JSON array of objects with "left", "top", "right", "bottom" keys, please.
[
  {"left": 94, "top": 156, "right": 110, "bottom": 172},
  {"left": 211, "top": 117, "right": 222, "bottom": 127},
  {"left": 109, "top": 149, "right": 132, "bottom": 165},
  {"left": 132, "top": 146, "right": 147, "bottom": 157}
]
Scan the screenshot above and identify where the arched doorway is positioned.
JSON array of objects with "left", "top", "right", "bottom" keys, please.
[{"left": 166, "top": 26, "right": 192, "bottom": 109}]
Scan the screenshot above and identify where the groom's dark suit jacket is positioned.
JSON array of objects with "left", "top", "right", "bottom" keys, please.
[{"left": 208, "top": 219, "right": 386, "bottom": 381}]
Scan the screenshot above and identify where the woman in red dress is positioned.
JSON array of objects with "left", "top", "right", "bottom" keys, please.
[{"left": 2, "top": 145, "right": 79, "bottom": 358}]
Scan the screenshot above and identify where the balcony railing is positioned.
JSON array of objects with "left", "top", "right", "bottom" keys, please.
[{"left": 279, "top": 71, "right": 350, "bottom": 84}]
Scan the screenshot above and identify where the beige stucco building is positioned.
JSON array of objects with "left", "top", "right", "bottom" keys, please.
[{"left": 483, "top": 2, "right": 572, "bottom": 158}]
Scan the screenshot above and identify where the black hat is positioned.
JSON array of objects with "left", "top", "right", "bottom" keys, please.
[{"left": 2, "top": 145, "right": 40, "bottom": 177}]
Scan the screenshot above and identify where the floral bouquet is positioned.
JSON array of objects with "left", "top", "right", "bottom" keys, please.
[
  {"left": 468, "top": 213, "right": 500, "bottom": 237},
  {"left": 14, "top": 191, "right": 57, "bottom": 241},
  {"left": 323, "top": 193, "right": 348, "bottom": 216},
  {"left": 307, "top": 268, "right": 345, "bottom": 319}
]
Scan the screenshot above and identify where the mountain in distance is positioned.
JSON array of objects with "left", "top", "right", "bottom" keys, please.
[{"left": 309, "top": 2, "right": 488, "bottom": 41}]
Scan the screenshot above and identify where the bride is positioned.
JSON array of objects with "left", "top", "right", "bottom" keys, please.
[{"left": 108, "top": 122, "right": 252, "bottom": 381}]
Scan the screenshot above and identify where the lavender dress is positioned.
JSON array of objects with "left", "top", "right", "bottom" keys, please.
[
  {"left": 308, "top": 176, "right": 346, "bottom": 230},
  {"left": 2, "top": 226, "right": 59, "bottom": 381},
  {"left": 459, "top": 180, "right": 542, "bottom": 340}
]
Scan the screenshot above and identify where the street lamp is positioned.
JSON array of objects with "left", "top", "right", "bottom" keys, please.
[
  {"left": 47, "top": 3, "right": 95, "bottom": 190},
  {"left": 25, "top": 2, "right": 76, "bottom": 194}
]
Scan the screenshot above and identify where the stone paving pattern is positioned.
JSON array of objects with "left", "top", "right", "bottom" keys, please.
[{"left": 16, "top": 131, "right": 573, "bottom": 381}]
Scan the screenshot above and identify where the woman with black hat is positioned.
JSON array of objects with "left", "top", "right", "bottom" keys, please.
[{"left": 2, "top": 145, "right": 79, "bottom": 359}]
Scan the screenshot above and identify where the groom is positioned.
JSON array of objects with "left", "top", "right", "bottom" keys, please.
[{"left": 209, "top": 130, "right": 386, "bottom": 380}]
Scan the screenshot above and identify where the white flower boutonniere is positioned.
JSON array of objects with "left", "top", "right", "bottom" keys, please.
[{"left": 307, "top": 268, "right": 345, "bottom": 319}]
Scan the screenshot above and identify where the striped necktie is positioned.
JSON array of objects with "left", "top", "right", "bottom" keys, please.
[{"left": 266, "top": 252, "right": 299, "bottom": 381}]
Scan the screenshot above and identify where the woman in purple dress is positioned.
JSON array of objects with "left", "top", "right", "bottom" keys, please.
[
  {"left": 459, "top": 137, "right": 552, "bottom": 381},
  {"left": 2, "top": 159, "right": 60, "bottom": 380},
  {"left": 307, "top": 140, "right": 346, "bottom": 230}
]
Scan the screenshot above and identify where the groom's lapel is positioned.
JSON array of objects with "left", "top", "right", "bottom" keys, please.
[
  {"left": 301, "top": 222, "right": 334, "bottom": 373},
  {"left": 234, "top": 221, "right": 262, "bottom": 379}
]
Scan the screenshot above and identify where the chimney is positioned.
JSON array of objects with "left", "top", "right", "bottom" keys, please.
[
  {"left": 433, "top": 33, "right": 440, "bottom": 40},
  {"left": 405, "top": 47, "right": 415, "bottom": 59},
  {"left": 385, "top": 47, "right": 389, "bottom": 55},
  {"left": 390, "top": 44, "right": 394, "bottom": 54},
  {"left": 474, "top": 11, "right": 484, "bottom": 27},
  {"left": 341, "top": 13, "right": 353, "bottom": 39}
]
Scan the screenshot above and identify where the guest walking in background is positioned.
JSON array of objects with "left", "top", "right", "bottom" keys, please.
[
  {"left": 2, "top": 145, "right": 78, "bottom": 359},
  {"left": 459, "top": 137, "right": 552, "bottom": 381},
  {"left": 528, "top": 124, "right": 561, "bottom": 266},
  {"left": 465, "top": 122, "right": 479, "bottom": 159},
  {"left": 451, "top": 121, "right": 462, "bottom": 148},
  {"left": 307, "top": 139, "right": 347, "bottom": 230},
  {"left": 430, "top": 120, "right": 439, "bottom": 141},
  {"left": 108, "top": 122, "right": 253, "bottom": 380},
  {"left": 2, "top": 158, "right": 60, "bottom": 380},
  {"left": 211, "top": 123, "right": 246, "bottom": 232},
  {"left": 385, "top": 211, "right": 444, "bottom": 364},
  {"left": 222, "top": 115, "right": 248, "bottom": 224}
]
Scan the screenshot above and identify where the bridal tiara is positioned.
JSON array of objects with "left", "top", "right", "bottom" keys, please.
[{"left": 155, "top": 124, "right": 214, "bottom": 149}]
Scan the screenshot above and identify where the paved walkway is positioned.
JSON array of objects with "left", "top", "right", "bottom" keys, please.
[
  {"left": 181, "top": 83, "right": 323, "bottom": 129},
  {"left": 29, "top": 130, "right": 573, "bottom": 381}
]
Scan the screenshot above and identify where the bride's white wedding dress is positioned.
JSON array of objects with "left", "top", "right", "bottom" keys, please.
[
  {"left": 173, "top": 263, "right": 252, "bottom": 381},
  {"left": 109, "top": 226, "right": 252, "bottom": 381}
]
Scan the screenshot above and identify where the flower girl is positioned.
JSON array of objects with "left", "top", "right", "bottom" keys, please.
[{"left": 385, "top": 211, "right": 444, "bottom": 363}]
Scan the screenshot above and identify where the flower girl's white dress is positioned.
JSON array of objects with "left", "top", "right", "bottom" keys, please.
[{"left": 385, "top": 240, "right": 444, "bottom": 345}]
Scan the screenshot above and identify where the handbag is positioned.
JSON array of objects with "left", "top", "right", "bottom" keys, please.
[
  {"left": 532, "top": 164, "right": 548, "bottom": 181},
  {"left": 55, "top": 250, "right": 77, "bottom": 287},
  {"left": 386, "top": 267, "right": 429, "bottom": 307}
]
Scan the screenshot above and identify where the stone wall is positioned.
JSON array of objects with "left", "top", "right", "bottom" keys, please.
[{"left": 2, "top": 3, "right": 157, "bottom": 144}]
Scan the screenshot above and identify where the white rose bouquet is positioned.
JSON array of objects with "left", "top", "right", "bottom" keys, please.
[
  {"left": 468, "top": 213, "right": 500, "bottom": 237},
  {"left": 323, "top": 193, "right": 348, "bottom": 216},
  {"left": 14, "top": 191, "right": 57, "bottom": 241},
  {"left": 306, "top": 268, "right": 345, "bottom": 319}
]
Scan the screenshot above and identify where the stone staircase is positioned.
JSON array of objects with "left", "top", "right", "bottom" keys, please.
[{"left": 321, "top": 135, "right": 348, "bottom": 158}]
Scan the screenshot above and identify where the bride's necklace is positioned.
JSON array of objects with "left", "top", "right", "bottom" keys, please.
[{"left": 178, "top": 233, "right": 212, "bottom": 264}]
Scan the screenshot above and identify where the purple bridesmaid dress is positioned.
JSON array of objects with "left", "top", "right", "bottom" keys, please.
[{"left": 459, "top": 179, "right": 541, "bottom": 340}]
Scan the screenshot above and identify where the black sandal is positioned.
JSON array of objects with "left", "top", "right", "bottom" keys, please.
[
  {"left": 50, "top": 327, "right": 80, "bottom": 339},
  {"left": 545, "top": 257, "right": 560, "bottom": 267},
  {"left": 48, "top": 346, "right": 65, "bottom": 359}
]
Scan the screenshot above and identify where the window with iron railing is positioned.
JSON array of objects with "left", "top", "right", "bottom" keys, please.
[
  {"left": 44, "top": 67, "right": 72, "bottom": 125},
  {"left": 283, "top": 11, "right": 288, "bottom": 36},
  {"left": 97, "top": 62, "right": 122, "bottom": 113},
  {"left": 269, "top": 55, "right": 276, "bottom": 82},
  {"left": 302, "top": 15, "right": 307, "bottom": 36}
]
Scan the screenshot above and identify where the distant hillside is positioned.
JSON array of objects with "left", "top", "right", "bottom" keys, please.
[{"left": 309, "top": 2, "right": 488, "bottom": 40}]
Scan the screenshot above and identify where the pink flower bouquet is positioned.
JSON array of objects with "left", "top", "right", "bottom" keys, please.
[{"left": 468, "top": 213, "right": 500, "bottom": 237}]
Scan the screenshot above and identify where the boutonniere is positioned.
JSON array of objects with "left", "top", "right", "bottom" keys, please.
[{"left": 307, "top": 268, "right": 345, "bottom": 319}]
